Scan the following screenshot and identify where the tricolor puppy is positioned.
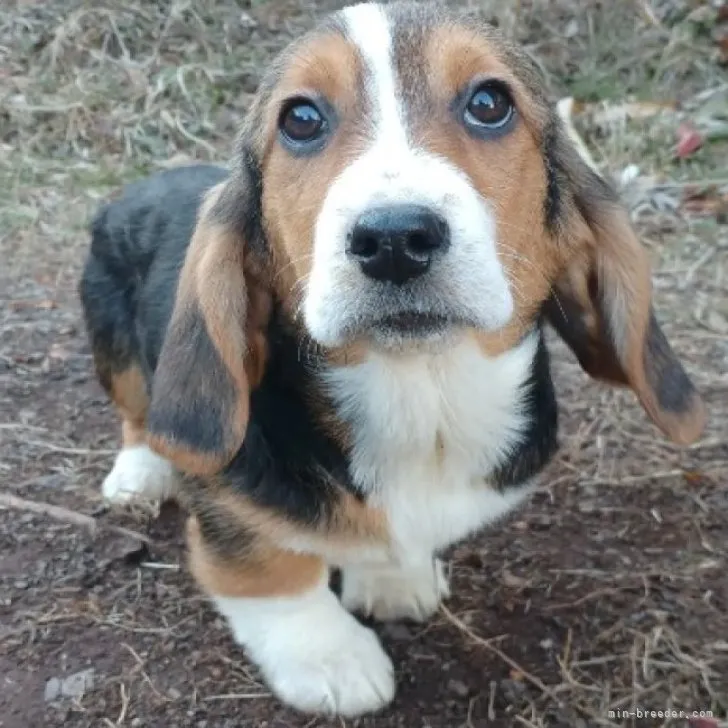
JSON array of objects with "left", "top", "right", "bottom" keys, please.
[{"left": 79, "top": 1, "right": 706, "bottom": 717}]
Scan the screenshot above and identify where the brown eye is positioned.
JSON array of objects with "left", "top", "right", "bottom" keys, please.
[
  {"left": 279, "top": 100, "right": 325, "bottom": 143},
  {"left": 464, "top": 82, "right": 514, "bottom": 130}
]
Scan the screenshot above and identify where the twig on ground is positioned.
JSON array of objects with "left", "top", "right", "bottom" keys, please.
[
  {"left": 440, "top": 603, "right": 564, "bottom": 707},
  {"left": 203, "top": 692, "right": 271, "bottom": 701},
  {"left": 0, "top": 491, "right": 153, "bottom": 544}
]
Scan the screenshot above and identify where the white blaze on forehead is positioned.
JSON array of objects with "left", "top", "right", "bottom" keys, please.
[
  {"left": 303, "top": 3, "right": 515, "bottom": 347},
  {"left": 340, "top": 3, "right": 407, "bottom": 148}
]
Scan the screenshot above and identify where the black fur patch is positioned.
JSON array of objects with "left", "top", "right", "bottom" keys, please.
[
  {"left": 146, "top": 299, "right": 235, "bottom": 457},
  {"left": 214, "top": 146, "right": 266, "bottom": 253},
  {"left": 80, "top": 164, "right": 229, "bottom": 393},
  {"left": 223, "top": 306, "right": 357, "bottom": 527},
  {"left": 189, "top": 488, "right": 258, "bottom": 561},
  {"left": 541, "top": 119, "right": 564, "bottom": 235},
  {"left": 492, "top": 327, "right": 559, "bottom": 489},
  {"left": 644, "top": 311, "right": 697, "bottom": 414}
]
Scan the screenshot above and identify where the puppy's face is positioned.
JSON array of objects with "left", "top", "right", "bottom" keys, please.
[
  {"left": 257, "top": 3, "right": 553, "bottom": 350},
  {"left": 146, "top": 1, "right": 706, "bottom": 476}
]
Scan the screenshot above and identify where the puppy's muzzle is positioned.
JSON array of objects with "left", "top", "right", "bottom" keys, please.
[{"left": 347, "top": 204, "right": 450, "bottom": 285}]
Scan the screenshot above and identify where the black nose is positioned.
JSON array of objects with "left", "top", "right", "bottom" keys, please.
[{"left": 348, "top": 205, "right": 450, "bottom": 285}]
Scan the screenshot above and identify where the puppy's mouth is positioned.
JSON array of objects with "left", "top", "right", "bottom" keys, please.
[{"left": 371, "top": 312, "right": 451, "bottom": 337}]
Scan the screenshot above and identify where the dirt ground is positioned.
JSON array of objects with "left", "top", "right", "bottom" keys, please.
[{"left": 1, "top": 1, "right": 727, "bottom": 726}]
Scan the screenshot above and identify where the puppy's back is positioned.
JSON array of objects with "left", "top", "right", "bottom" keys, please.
[
  {"left": 79, "top": 164, "right": 229, "bottom": 388},
  {"left": 89, "top": 164, "right": 228, "bottom": 271}
]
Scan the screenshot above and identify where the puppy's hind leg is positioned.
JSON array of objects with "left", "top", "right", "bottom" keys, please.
[
  {"left": 102, "top": 418, "right": 179, "bottom": 505},
  {"left": 79, "top": 227, "right": 178, "bottom": 505}
]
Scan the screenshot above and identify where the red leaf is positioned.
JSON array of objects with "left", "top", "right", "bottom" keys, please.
[
  {"left": 688, "top": 719, "right": 719, "bottom": 728},
  {"left": 676, "top": 122, "right": 704, "bottom": 158}
]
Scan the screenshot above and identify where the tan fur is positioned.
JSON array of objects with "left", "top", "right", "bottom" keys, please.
[
  {"left": 418, "top": 24, "right": 704, "bottom": 442},
  {"left": 147, "top": 183, "right": 272, "bottom": 475},
  {"left": 423, "top": 26, "right": 564, "bottom": 357},
  {"left": 187, "top": 516, "right": 326, "bottom": 598},
  {"left": 177, "top": 474, "right": 391, "bottom": 574},
  {"left": 109, "top": 365, "right": 148, "bottom": 424},
  {"left": 121, "top": 419, "right": 147, "bottom": 448},
  {"left": 260, "top": 33, "right": 365, "bottom": 319},
  {"left": 208, "top": 487, "right": 391, "bottom": 557},
  {"left": 552, "top": 203, "right": 707, "bottom": 444}
]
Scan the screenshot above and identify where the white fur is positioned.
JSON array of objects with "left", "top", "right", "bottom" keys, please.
[
  {"left": 341, "top": 558, "right": 450, "bottom": 622},
  {"left": 303, "top": 3, "right": 513, "bottom": 347},
  {"left": 213, "top": 574, "right": 394, "bottom": 717},
  {"left": 283, "top": 332, "right": 537, "bottom": 586},
  {"left": 102, "top": 445, "right": 178, "bottom": 504},
  {"left": 328, "top": 332, "right": 537, "bottom": 559},
  {"left": 325, "top": 334, "right": 537, "bottom": 618}
]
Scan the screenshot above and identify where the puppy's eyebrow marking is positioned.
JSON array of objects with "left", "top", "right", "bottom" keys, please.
[{"left": 341, "top": 3, "right": 408, "bottom": 149}]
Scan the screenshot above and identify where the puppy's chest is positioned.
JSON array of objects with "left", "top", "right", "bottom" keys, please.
[{"left": 324, "top": 338, "right": 537, "bottom": 557}]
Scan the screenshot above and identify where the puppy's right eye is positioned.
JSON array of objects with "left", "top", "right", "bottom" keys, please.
[
  {"left": 464, "top": 82, "right": 514, "bottom": 131},
  {"left": 279, "top": 99, "right": 326, "bottom": 144}
]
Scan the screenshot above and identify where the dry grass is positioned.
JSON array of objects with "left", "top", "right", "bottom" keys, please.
[{"left": 1, "top": 1, "right": 727, "bottom": 727}]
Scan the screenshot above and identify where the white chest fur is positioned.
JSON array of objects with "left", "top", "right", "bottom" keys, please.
[{"left": 324, "top": 333, "right": 539, "bottom": 561}]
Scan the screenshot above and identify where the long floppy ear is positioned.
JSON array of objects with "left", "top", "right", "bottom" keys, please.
[
  {"left": 543, "top": 112, "right": 706, "bottom": 446},
  {"left": 146, "top": 173, "right": 270, "bottom": 475}
]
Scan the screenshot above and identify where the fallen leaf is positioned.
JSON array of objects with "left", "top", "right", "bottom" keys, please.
[
  {"left": 508, "top": 669, "right": 524, "bottom": 681},
  {"left": 688, "top": 719, "right": 719, "bottom": 728},
  {"left": 676, "top": 122, "right": 704, "bottom": 158},
  {"left": 683, "top": 470, "right": 710, "bottom": 486}
]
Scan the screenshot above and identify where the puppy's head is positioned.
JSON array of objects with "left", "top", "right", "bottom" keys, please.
[{"left": 147, "top": 1, "right": 706, "bottom": 475}]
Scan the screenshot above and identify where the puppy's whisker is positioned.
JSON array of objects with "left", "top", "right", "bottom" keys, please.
[{"left": 273, "top": 253, "right": 315, "bottom": 283}]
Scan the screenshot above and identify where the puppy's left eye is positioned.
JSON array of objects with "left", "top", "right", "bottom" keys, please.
[
  {"left": 463, "top": 82, "right": 514, "bottom": 131},
  {"left": 279, "top": 100, "right": 325, "bottom": 144}
]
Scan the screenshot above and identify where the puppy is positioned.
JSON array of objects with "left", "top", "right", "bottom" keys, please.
[{"left": 79, "top": 1, "right": 706, "bottom": 717}]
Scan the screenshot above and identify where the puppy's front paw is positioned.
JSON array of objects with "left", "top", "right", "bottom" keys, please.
[
  {"left": 341, "top": 559, "right": 450, "bottom": 622},
  {"left": 215, "top": 587, "right": 395, "bottom": 717},
  {"left": 266, "top": 617, "right": 394, "bottom": 716},
  {"left": 102, "top": 446, "right": 178, "bottom": 504}
]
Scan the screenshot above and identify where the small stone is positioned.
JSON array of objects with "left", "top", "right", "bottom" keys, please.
[
  {"left": 564, "top": 19, "right": 579, "bottom": 38},
  {"left": 168, "top": 687, "right": 182, "bottom": 700},
  {"left": 448, "top": 679, "right": 469, "bottom": 698},
  {"left": 60, "top": 668, "right": 95, "bottom": 699},
  {"left": 14, "top": 579, "right": 29, "bottom": 589},
  {"left": 501, "top": 569, "right": 529, "bottom": 588},
  {"left": 44, "top": 678, "right": 62, "bottom": 702}
]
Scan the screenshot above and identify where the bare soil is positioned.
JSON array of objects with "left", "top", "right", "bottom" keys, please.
[{"left": 1, "top": 1, "right": 727, "bottom": 726}]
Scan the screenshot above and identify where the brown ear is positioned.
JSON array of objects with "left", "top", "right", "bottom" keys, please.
[
  {"left": 543, "top": 121, "right": 706, "bottom": 446},
  {"left": 146, "top": 177, "right": 270, "bottom": 475}
]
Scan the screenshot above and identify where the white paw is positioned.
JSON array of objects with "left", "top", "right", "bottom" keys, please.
[
  {"left": 341, "top": 559, "right": 450, "bottom": 622},
  {"left": 102, "top": 446, "right": 178, "bottom": 504},
  {"left": 214, "top": 584, "right": 395, "bottom": 717},
  {"left": 264, "top": 617, "right": 394, "bottom": 717}
]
